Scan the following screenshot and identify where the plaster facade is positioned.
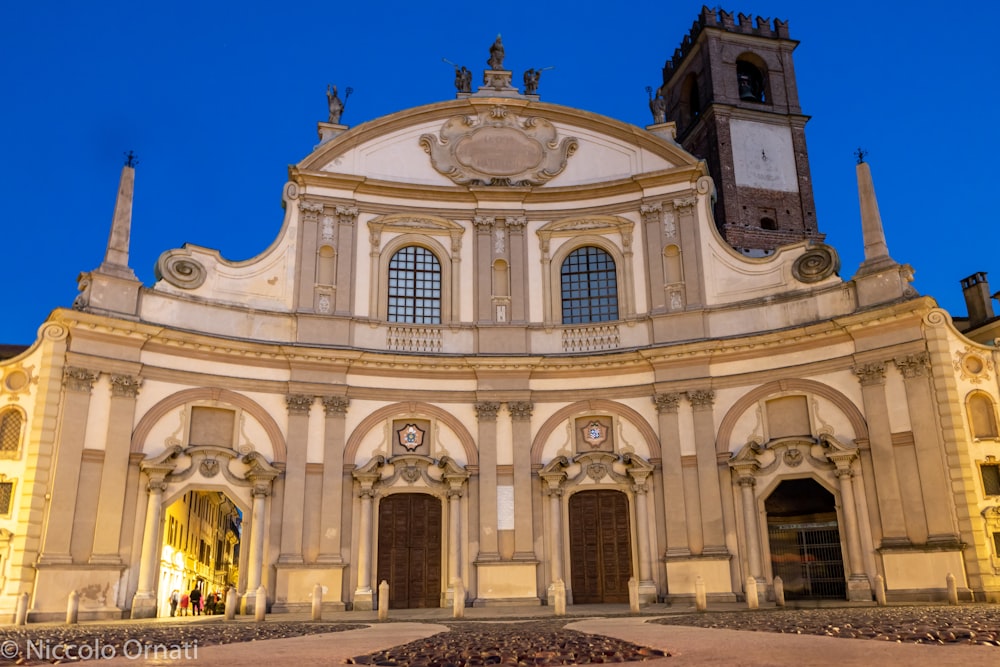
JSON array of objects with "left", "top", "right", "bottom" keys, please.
[{"left": 2, "top": 13, "right": 1000, "bottom": 621}]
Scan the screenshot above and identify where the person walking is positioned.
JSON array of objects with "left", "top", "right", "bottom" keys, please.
[
  {"left": 189, "top": 586, "right": 202, "bottom": 616},
  {"left": 168, "top": 589, "right": 179, "bottom": 617},
  {"left": 179, "top": 592, "right": 189, "bottom": 616}
]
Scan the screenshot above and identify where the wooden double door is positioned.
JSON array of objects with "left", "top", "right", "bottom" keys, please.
[
  {"left": 568, "top": 490, "right": 633, "bottom": 603},
  {"left": 376, "top": 493, "right": 442, "bottom": 609}
]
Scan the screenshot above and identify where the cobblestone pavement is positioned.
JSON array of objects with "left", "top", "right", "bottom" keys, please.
[
  {"left": 0, "top": 621, "right": 366, "bottom": 664},
  {"left": 1, "top": 605, "right": 999, "bottom": 665},
  {"left": 347, "top": 620, "right": 669, "bottom": 665},
  {"left": 652, "top": 605, "right": 1000, "bottom": 646}
]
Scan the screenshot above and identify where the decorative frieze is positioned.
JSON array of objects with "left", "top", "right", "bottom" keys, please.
[
  {"left": 63, "top": 367, "right": 98, "bottom": 393},
  {"left": 508, "top": 401, "right": 534, "bottom": 421},
  {"left": 653, "top": 392, "right": 682, "bottom": 414},
  {"left": 285, "top": 394, "right": 314, "bottom": 414},
  {"left": 475, "top": 401, "right": 501, "bottom": 421},
  {"left": 110, "top": 374, "right": 142, "bottom": 398},
  {"left": 853, "top": 362, "right": 886, "bottom": 386}
]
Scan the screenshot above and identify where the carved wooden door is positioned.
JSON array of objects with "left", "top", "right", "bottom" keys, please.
[
  {"left": 568, "top": 490, "right": 632, "bottom": 603},
  {"left": 376, "top": 493, "right": 442, "bottom": 608}
]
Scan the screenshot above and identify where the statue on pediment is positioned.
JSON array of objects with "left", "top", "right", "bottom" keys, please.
[{"left": 487, "top": 35, "right": 505, "bottom": 70}]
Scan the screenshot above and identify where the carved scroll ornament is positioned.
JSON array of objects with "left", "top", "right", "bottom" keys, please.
[{"left": 419, "top": 108, "right": 578, "bottom": 186}]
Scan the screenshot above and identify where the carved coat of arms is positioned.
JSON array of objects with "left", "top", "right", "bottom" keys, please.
[
  {"left": 396, "top": 424, "right": 425, "bottom": 452},
  {"left": 582, "top": 420, "right": 608, "bottom": 449},
  {"left": 420, "top": 107, "right": 578, "bottom": 186}
]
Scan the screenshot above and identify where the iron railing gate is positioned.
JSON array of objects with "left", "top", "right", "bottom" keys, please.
[{"left": 767, "top": 520, "right": 846, "bottom": 599}]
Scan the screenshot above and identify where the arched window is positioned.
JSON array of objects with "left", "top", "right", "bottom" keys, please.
[
  {"left": 0, "top": 409, "right": 22, "bottom": 455},
  {"left": 560, "top": 246, "right": 619, "bottom": 324},
  {"left": 387, "top": 246, "right": 442, "bottom": 324}
]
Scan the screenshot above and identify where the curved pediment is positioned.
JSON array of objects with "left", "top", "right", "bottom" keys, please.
[{"left": 297, "top": 99, "right": 698, "bottom": 189}]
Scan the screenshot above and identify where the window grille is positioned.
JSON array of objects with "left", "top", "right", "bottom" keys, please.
[
  {"left": 0, "top": 411, "right": 21, "bottom": 452},
  {"left": 982, "top": 464, "right": 1000, "bottom": 496},
  {"left": 388, "top": 246, "right": 442, "bottom": 324},
  {"left": 561, "top": 246, "right": 619, "bottom": 324},
  {"left": 0, "top": 482, "right": 12, "bottom": 515}
]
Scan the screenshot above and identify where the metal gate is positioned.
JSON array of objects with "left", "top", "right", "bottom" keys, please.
[{"left": 767, "top": 519, "right": 846, "bottom": 599}]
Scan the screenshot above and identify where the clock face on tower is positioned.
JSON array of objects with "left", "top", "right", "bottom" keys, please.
[{"left": 729, "top": 119, "right": 799, "bottom": 193}]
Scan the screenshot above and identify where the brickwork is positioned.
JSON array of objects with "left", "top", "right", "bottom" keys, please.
[{"left": 659, "top": 6, "right": 820, "bottom": 254}]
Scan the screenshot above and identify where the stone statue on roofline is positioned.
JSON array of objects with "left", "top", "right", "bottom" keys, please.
[
  {"left": 523, "top": 68, "right": 541, "bottom": 95},
  {"left": 326, "top": 84, "right": 345, "bottom": 124},
  {"left": 487, "top": 35, "right": 505, "bottom": 70},
  {"left": 455, "top": 66, "right": 472, "bottom": 93}
]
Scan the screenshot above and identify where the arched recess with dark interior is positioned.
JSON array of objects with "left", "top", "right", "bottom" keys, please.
[
  {"left": 736, "top": 54, "right": 768, "bottom": 104},
  {"left": 764, "top": 478, "right": 846, "bottom": 600}
]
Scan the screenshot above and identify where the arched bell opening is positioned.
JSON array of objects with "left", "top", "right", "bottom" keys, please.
[{"left": 764, "top": 478, "right": 846, "bottom": 600}]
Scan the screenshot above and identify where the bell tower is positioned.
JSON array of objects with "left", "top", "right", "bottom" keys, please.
[{"left": 659, "top": 7, "right": 823, "bottom": 256}]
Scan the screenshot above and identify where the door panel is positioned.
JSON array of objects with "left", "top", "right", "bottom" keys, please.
[
  {"left": 569, "top": 490, "right": 632, "bottom": 603},
  {"left": 376, "top": 493, "right": 442, "bottom": 608}
]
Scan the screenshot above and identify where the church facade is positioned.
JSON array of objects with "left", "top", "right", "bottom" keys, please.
[{"left": 2, "top": 9, "right": 999, "bottom": 621}]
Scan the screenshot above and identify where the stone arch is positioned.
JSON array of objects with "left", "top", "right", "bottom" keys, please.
[
  {"left": 130, "top": 387, "right": 287, "bottom": 463},
  {"left": 530, "top": 399, "right": 660, "bottom": 466},
  {"left": 716, "top": 379, "right": 868, "bottom": 455},
  {"left": 344, "top": 401, "right": 478, "bottom": 466}
]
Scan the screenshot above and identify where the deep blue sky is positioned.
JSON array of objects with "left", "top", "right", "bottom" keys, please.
[{"left": 1, "top": 1, "right": 994, "bottom": 345}]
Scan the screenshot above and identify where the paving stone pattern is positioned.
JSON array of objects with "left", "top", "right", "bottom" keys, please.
[
  {"left": 347, "top": 620, "right": 669, "bottom": 666},
  {"left": 653, "top": 605, "right": 1000, "bottom": 646}
]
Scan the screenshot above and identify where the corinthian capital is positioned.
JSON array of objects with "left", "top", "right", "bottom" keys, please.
[
  {"left": 686, "top": 389, "right": 715, "bottom": 409},
  {"left": 110, "top": 374, "right": 142, "bottom": 398},
  {"left": 853, "top": 362, "right": 886, "bottom": 386}
]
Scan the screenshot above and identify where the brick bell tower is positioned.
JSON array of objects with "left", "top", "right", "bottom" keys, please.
[{"left": 658, "top": 7, "right": 823, "bottom": 256}]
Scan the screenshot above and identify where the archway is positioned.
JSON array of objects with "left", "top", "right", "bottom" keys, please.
[
  {"left": 158, "top": 490, "right": 242, "bottom": 617},
  {"left": 765, "top": 479, "right": 846, "bottom": 599},
  {"left": 568, "top": 489, "right": 632, "bottom": 603},
  {"left": 376, "top": 493, "right": 442, "bottom": 608}
]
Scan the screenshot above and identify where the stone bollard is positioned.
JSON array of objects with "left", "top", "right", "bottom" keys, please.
[
  {"left": 224, "top": 586, "right": 238, "bottom": 620},
  {"left": 773, "top": 576, "right": 785, "bottom": 608},
  {"left": 377, "top": 580, "right": 389, "bottom": 621},
  {"left": 628, "top": 577, "right": 640, "bottom": 613},
  {"left": 552, "top": 579, "right": 566, "bottom": 616},
  {"left": 694, "top": 575, "right": 707, "bottom": 612},
  {"left": 746, "top": 577, "right": 759, "bottom": 610},
  {"left": 66, "top": 590, "right": 80, "bottom": 624},
  {"left": 254, "top": 585, "right": 267, "bottom": 622},
  {"left": 312, "top": 583, "right": 323, "bottom": 621},
  {"left": 874, "top": 574, "right": 886, "bottom": 606},
  {"left": 14, "top": 592, "right": 28, "bottom": 626},
  {"left": 452, "top": 578, "right": 465, "bottom": 619},
  {"left": 946, "top": 572, "right": 958, "bottom": 605}
]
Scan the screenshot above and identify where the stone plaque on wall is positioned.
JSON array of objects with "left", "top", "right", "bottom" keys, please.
[{"left": 497, "top": 485, "right": 514, "bottom": 530}]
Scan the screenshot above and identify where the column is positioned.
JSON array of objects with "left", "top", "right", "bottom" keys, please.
[
  {"left": 548, "top": 488, "right": 563, "bottom": 582},
  {"left": 633, "top": 481, "right": 653, "bottom": 584},
  {"left": 355, "top": 487, "right": 375, "bottom": 597},
  {"left": 737, "top": 477, "right": 763, "bottom": 579},
  {"left": 506, "top": 216, "right": 527, "bottom": 323},
  {"left": 130, "top": 477, "right": 166, "bottom": 618},
  {"left": 245, "top": 485, "right": 270, "bottom": 594},
  {"left": 474, "top": 216, "right": 495, "bottom": 322},
  {"left": 90, "top": 373, "right": 142, "bottom": 564},
  {"left": 39, "top": 367, "right": 97, "bottom": 563},
  {"left": 688, "top": 389, "right": 726, "bottom": 553},
  {"left": 654, "top": 392, "right": 690, "bottom": 556},
  {"left": 853, "top": 362, "right": 909, "bottom": 544},
  {"left": 241, "top": 483, "right": 270, "bottom": 614},
  {"left": 831, "top": 460, "right": 873, "bottom": 601},
  {"left": 894, "top": 354, "right": 959, "bottom": 542},
  {"left": 475, "top": 401, "right": 501, "bottom": 561},
  {"left": 318, "top": 396, "right": 349, "bottom": 562},
  {"left": 448, "top": 488, "right": 462, "bottom": 587},
  {"left": 509, "top": 401, "right": 535, "bottom": 559},
  {"left": 334, "top": 206, "right": 358, "bottom": 314},
  {"left": 641, "top": 204, "right": 667, "bottom": 314},
  {"left": 278, "top": 394, "right": 311, "bottom": 563}
]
